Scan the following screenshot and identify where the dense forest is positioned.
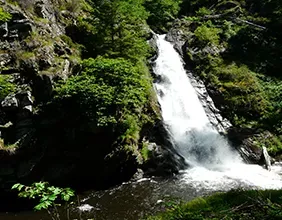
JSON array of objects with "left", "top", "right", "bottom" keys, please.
[
  {"left": 1, "top": 0, "right": 282, "bottom": 219},
  {"left": 178, "top": 0, "right": 282, "bottom": 154}
]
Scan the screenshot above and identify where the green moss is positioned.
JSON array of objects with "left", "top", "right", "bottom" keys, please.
[
  {"left": 0, "top": 138, "right": 4, "bottom": 149},
  {"left": 24, "top": 31, "right": 53, "bottom": 47},
  {"left": 254, "top": 134, "right": 282, "bottom": 156},
  {"left": 0, "top": 75, "right": 16, "bottom": 100},
  {"left": 64, "top": 0, "right": 82, "bottom": 13},
  {"left": 33, "top": 17, "right": 49, "bottom": 24},
  {"left": 148, "top": 190, "right": 282, "bottom": 220},
  {"left": 0, "top": 7, "right": 12, "bottom": 23},
  {"left": 60, "top": 34, "right": 81, "bottom": 56},
  {"left": 141, "top": 142, "right": 150, "bottom": 161},
  {"left": 6, "top": 0, "right": 18, "bottom": 5},
  {"left": 17, "top": 51, "right": 35, "bottom": 60}
]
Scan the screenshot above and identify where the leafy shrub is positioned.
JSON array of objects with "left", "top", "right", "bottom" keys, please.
[
  {"left": 210, "top": 63, "right": 268, "bottom": 124},
  {"left": 0, "top": 7, "right": 11, "bottom": 23},
  {"left": 0, "top": 75, "right": 15, "bottom": 100},
  {"left": 194, "top": 23, "right": 221, "bottom": 45},
  {"left": 144, "top": 0, "right": 181, "bottom": 31},
  {"left": 222, "top": 20, "right": 242, "bottom": 40},
  {"left": 12, "top": 182, "right": 74, "bottom": 220},
  {"left": 52, "top": 57, "right": 153, "bottom": 144},
  {"left": 196, "top": 7, "right": 212, "bottom": 16}
]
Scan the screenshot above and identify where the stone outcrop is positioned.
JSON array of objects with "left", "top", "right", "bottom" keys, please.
[
  {"left": 0, "top": 0, "right": 78, "bottom": 149},
  {"left": 0, "top": 2, "right": 180, "bottom": 208},
  {"left": 0, "top": 0, "right": 81, "bottom": 203},
  {"left": 228, "top": 128, "right": 275, "bottom": 166},
  {"left": 140, "top": 120, "right": 186, "bottom": 176}
]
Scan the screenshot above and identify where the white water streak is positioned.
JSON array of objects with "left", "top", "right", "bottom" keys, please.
[{"left": 153, "top": 35, "right": 282, "bottom": 190}]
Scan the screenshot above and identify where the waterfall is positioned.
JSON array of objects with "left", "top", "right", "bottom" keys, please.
[
  {"left": 153, "top": 35, "right": 282, "bottom": 190},
  {"left": 153, "top": 35, "right": 240, "bottom": 169}
]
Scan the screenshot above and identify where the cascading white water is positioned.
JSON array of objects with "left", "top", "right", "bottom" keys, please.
[{"left": 153, "top": 35, "right": 282, "bottom": 190}]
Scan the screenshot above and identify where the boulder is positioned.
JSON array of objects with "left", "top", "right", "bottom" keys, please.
[
  {"left": 1, "top": 94, "right": 18, "bottom": 110},
  {"left": 227, "top": 128, "right": 275, "bottom": 167}
]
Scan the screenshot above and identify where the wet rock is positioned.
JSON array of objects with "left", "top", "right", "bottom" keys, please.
[
  {"left": 16, "top": 161, "right": 36, "bottom": 178},
  {"left": 141, "top": 139, "right": 185, "bottom": 176},
  {"left": 34, "top": 0, "right": 64, "bottom": 36},
  {"left": 32, "top": 74, "right": 53, "bottom": 102},
  {"left": 148, "top": 34, "right": 158, "bottom": 63},
  {"left": 165, "top": 19, "right": 194, "bottom": 55},
  {"left": 1, "top": 94, "right": 18, "bottom": 110},
  {"left": 165, "top": 29, "right": 185, "bottom": 55},
  {"left": 17, "top": 91, "right": 33, "bottom": 108},
  {"left": 61, "top": 59, "right": 71, "bottom": 79},
  {"left": 0, "top": 53, "right": 11, "bottom": 67},
  {"left": 227, "top": 128, "right": 276, "bottom": 166},
  {"left": 188, "top": 71, "right": 232, "bottom": 133},
  {"left": 0, "top": 22, "right": 8, "bottom": 38},
  {"left": 37, "top": 45, "right": 54, "bottom": 70},
  {"left": 19, "top": 56, "right": 39, "bottom": 78},
  {"left": 131, "top": 168, "right": 144, "bottom": 181},
  {"left": 6, "top": 10, "right": 33, "bottom": 40},
  {"left": 262, "top": 146, "right": 271, "bottom": 170},
  {"left": 78, "top": 204, "right": 94, "bottom": 212}
]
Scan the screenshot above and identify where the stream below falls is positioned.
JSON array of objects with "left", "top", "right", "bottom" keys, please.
[{"left": 2, "top": 163, "right": 282, "bottom": 220}]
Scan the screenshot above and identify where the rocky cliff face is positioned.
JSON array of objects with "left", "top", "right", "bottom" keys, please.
[
  {"left": 0, "top": 0, "right": 78, "bottom": 146},
  {"left": 0, "top": 1, "right": 180, "bottom": 206},
  {"left": 0, "top": 0, "right": 83, "bottom": 198}
]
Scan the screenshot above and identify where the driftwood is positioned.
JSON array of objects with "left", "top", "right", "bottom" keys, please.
[{"left": 235, "top": 18, "right": 266, "bottom": 30}]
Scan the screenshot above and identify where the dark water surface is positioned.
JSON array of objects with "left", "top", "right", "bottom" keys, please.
[
  {"left": 0, "top": 175, "right": 213, "bottom": 220},
  {"left": 2, "top": 163, "right": 282, "bottom": 220}
]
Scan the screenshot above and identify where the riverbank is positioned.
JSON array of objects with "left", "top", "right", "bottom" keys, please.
[{"left": 147, "top": 189, "right": 282, "bottom": 220}]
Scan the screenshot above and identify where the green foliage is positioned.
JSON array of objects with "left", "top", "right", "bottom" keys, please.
[
  {"left": 194, "top": 23, "right": 221, "bottom": 45},
  {"left": 196, "top": 7, "right": 211, "bottom": 16},
  {"left": 181, "top": 0, "right": 282, "bottom": 135},
  {"left": 12, "top": 182, "right": 74, "bottom": 220},
  {"left": 0, "top": 75, "right": 15, "bottom": 100},
  {"left": 144, "top": 0, "right": 181, "bottom": 32},
  {"left": 179, "top": 0, "right": 218, "bottom": 16},
  {"left": 211, "top": 63, "right": 268, "bottom": 123},
  {"left": 222, "top": 20, "right": 242, "bottom": 40},
  {"left": 0, "top": 7, "right": 12, "bottom": 23},
  {"left": 262, "top": 80, "right": 282, "bottom": 133},
  {"left": 140, "top": 142, "right": 150, "bottom": 161},
  {"left": 254, "top": 134, "right": 282, "bottom": 156},
  {"left": 73, "top": 0, "right": 150, "bottom": 60},
  {"left": 16, "top": 51, "right": 35, "bottom": 60},
  {"left": 148, "top": 190, "right": 282, "bottom": 220},
  {"left": 52, "top": 57, "right": 153, "bottom": 144}
]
